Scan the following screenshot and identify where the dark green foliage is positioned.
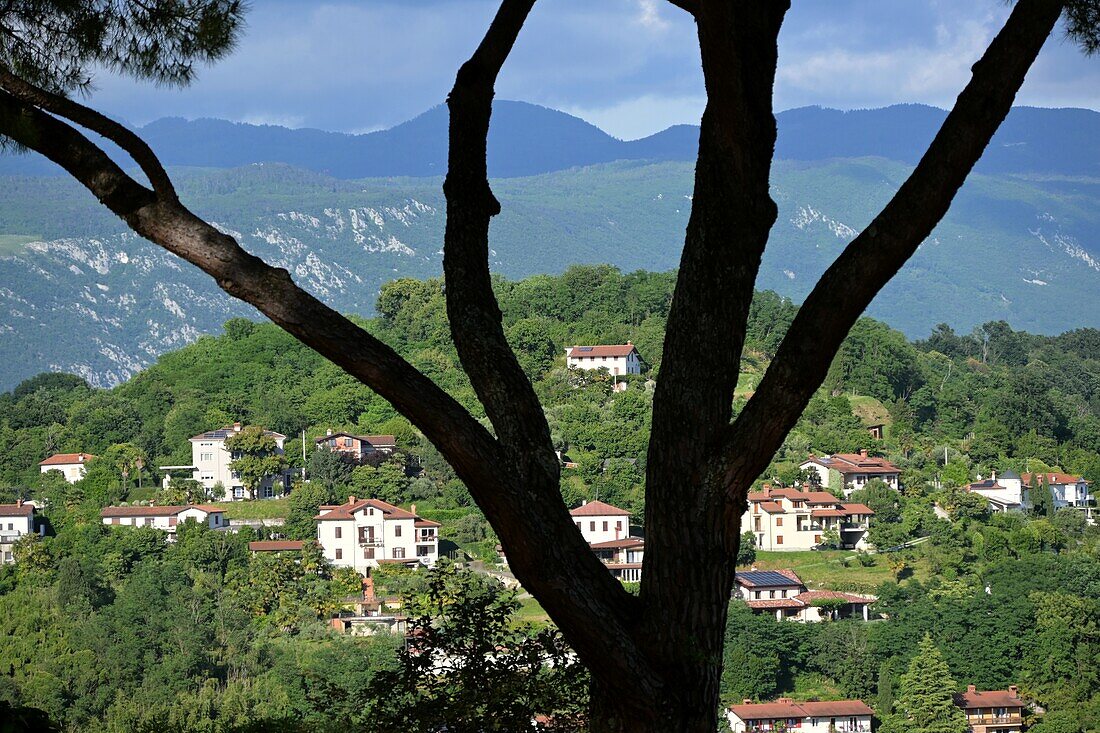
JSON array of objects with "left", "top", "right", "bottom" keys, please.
[{"left": 880, "top": 635, "right": 967, "bottom": 733}]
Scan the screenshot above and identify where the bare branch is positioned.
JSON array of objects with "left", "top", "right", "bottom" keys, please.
[
  {"left": 443, "top": 0, "right": 557, "bottom": 466},
  {"left": 0, "top": 67, "right": 177, "bottom": 199},
  {"left": 719, "top": 0, "right": 1067, "bottom": 495}
]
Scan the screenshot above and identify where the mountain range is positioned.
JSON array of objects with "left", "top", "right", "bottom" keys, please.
[{"left": 0, "top": 101, "right": 1098, "bottom": 390}]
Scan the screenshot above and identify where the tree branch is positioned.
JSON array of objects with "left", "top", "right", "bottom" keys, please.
[
  {"left": 0, "top": 66, "right": 177, "bottom": 200},
  {"left": 719, "top": 0, "right": 1066, "bottom": 495}
]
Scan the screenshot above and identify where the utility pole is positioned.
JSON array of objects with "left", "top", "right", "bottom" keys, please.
[{"left": 301, "top": 429, "right": 307, "bottom": 481}]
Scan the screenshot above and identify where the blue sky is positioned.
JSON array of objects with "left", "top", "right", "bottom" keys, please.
[{"left": 91, "top": 0, "right": 1100, "bottom": 140}]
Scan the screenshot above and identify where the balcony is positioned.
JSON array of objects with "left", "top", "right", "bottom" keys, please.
[
  {"left": 358, "top": 537, "right": 383, "bottom": 547},
  {"left": 0, "top": 531, "right": 22, "bottom": 544},
  {"left": 967, "top": 713, "right": 1023, "bottom": 725}
]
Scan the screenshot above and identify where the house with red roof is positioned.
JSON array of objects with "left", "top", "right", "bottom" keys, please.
[
  {"left": 953, "top": 684, "right": 1025, "bottom": 732},
  {"left": 39, "top": 452, "right": 96, "bottom": 483},
  {"left": 0, "top": 500, "right": 39, "bottom": 564},
  {"left": 726, "top": 697, "right": 874, "bottom": 732},
  {"left": 315, "top": 496, "right": 439, "bottom": 573},
  {"left": 314, "top": 430, "right": 396, "bottom": 462},
  {"left": 741, "top": 484, "right": 875, "bottom": 551},
  {"left": 569, "top": 499, "right": 643, "bottom": 582},
  {"left": 734, "top": 569, "right": 876, "bottom": 622},
  {"left": 800, "top": 450, "right": 901, "bottom": 496},
  {"left": 100, "top": 504, "right": 227, "bottom": 538},
  {"left": 1023, "top": 471, "right": 1095, "bottom": 523},
  {"left": 566, "top": 343, "right": 642, "bottom": 391}
]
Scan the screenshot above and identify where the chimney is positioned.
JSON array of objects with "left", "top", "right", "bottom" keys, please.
[
  {"left": 78, "top": 454, "right": 85, "bottom": 463},
  {"left": 778, "top": 698, "right": 794, "bottom": 705},
  {"left": 967, "top": 684, "right": 976, "bottom": 693},
  {"left": 742, "top": 699, "right": 752, "bottom": 706},
  {"left": 233, "top": 422, "right": 242, "bottom": 432},
  {"left": 582, "top": 499, "right": 587, "bottom": 506},
  {"left": 991, "top": 470, "right": 997, "bottom": 481},
  {"left": 859, "top": 448, "right": 868, "bottom": 457},
  {"left": 16, "top": 498, "right": 23, "bottom": 507},
  {"left": 627, "top": 340, "right": 633, "bottom": 345},
  {"left": 410, "top": 503, "right": 417, "bottom": 516},
  {"left": 1008, "top": 685, "right": 1018, "bottom": 698},
  {"left": 348, "top": 495, "right": 356, "bottom": 504},
  {"left": 327, "top": 428, "right": 333, "bottom": 436}
]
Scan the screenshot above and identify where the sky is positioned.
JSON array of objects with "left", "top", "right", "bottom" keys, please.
[{"left": 90, "top": 0, "right": 1100, "bottom": 141}]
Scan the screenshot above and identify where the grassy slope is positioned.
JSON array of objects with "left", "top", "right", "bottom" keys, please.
[{"left": 211, "top": 497, "right": 290, "bottom": 520}]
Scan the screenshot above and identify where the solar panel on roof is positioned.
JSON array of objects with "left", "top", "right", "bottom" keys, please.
[
  {"left": 577, "top": 346, "right": 593, "bottom": 352},
  {"left": 737, "top": 570, "right": 797, "bottom": 587}
]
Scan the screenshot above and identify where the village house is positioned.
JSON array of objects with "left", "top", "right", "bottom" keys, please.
[
  {"left": 314, "top": 430, "right": 397, "bottom": 462},
  {"left": 800, "top": 450, "right": 901, "bottom": 496},
  {"left": 733, "top": 569, "right": 875, "bottom": 622},
  {"left": 1023, "top": 471, "right": 1095, "bottom": 522},
  {"left": 741, "top": 485, "right": 875, "bottom": 551},
  {"left": 0, "top": 501, "right": 39, "bottom": 564},
  {"left": 315, "top": 496, "right": 439, "bottom": 573},
  {"left": 570, "top": 499, "right": 643, "bottom": 581},
  {"left": 38, "top": 452, "right": 96, "bottom": 483},
  {"left": 965, "top": 470, "right": 1028, "bottom": 513},
  {"left": 183, "top": 422, "right": 289, "bottom": 500},
  {"left": 726, "top": 698, "right": 874, "bottom": 733},
  {"left": 100, "top": 504, "right": 227, "bottom": 538},
  {"left": 565, "top": 343, "right": 642, "bottom": 391},
  {"left": 953, "top": 685, "right": 1025, "bottom": 733}
]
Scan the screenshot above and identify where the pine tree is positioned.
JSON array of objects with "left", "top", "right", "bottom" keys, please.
[{"left": 883, "top": 635, "right": 967, "bottom": 733}]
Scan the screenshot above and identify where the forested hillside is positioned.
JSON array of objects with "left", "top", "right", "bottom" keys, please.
[{"left": 2, "top": 267, "right": 1100, "bottom": 731}]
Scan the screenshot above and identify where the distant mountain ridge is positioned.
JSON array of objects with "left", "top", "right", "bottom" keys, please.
[{"left": 3, "top": 101, "right": 1099, "bottom": 179}]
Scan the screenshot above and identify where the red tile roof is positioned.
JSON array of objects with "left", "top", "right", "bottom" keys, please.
[
  {"left": 414, "top": 519, "right": 442, "bottom": 528},
  {"left": 249, "top": 540, "right": 305, "bottom": 552},
  {"left": 0, "top": 503, "right": 34, "bottom": 517},
  {"left": 806, "top": 453, "right": 900, "bottom": 475},
  {"left": 1022, "top": 472, "right": 1087, "bottom": 486},
  {"left": 314, "top": 433, "right": 396, "bottom": 447},
  {"left": 100, "top": 505, "right": 223, "bottom": 517},
  {"left": 954, "top": 688, "right": 1023, "bottom": 709},
  {"left": 567, "top": 344, "right": 638, "bottom": 358},
  {"left": 811, "top": 509, "right": 847, "bottom": 518},
  {"left": 796, "top": 590, "right": 873, "bottom": 605},
  {"left": 315, "top": 497, "right": 421, "bottom": 522},
  {"left": 39, "top": 452, "right": 95, "bottom": 466},
  {"left": 570, "top": 500, "right": 630, "bottom": 517},
  {"left": 745, "top": 598, "right": 805, "bottom": 610},
  {"left": 840, "top": 503, "right": 874, "bottom": 515},
  {"left": 729, "top": 699, "right": 874, "bottom": 721},
  {"left": 758, "top": 501, "right": 784, "bottom": 514},
  {"left": 590, "top": 537, "right": 645, "bottom": 550},
  {"left": 799, "top": 700, "right": 875, "bottom": 716}
]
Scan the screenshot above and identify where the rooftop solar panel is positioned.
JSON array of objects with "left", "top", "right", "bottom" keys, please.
[
  {"left": 736, "top": 570, "right": 798, "bottom": 587},
  {"left": 577, "top": 346, "right": 593, "bottom": 352}
]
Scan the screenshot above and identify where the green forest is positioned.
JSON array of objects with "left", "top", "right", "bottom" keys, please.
[{"left": 2, "top": 265, "right": 1100, "bottom": 731}]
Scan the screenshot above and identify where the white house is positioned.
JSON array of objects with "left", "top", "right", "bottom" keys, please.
[
  {"left": 965, "top": 471, "right": 1027, "bottom": 513},
  {"left": 570, "top": 499, "right": 632, "bottom": 544},
  {"left": 100, "top": 504, "right": 227, "bottom": 537},
  {"left": 0, "top": 501, "right": 38, "bottom": 564},
  {"left": 566, "top": 343, "right": 642, "bottom": 391},
  {"left": 38, "top": 452, "right": 96, "bottom": 483},
  {"left": 1023, "top": 471, "right": 1095, "bottom": 522},
  {"left": 800, "top": 450, "right": 901, "bottom": 496},
  {"left": 187, "top": 422, "right": 288, "bottom": 500},
  {"left": 315, "top": 496, "right": 439, "bottom": 573},
  {"left": 741, "top": 485, "right": 875, "bottom": 551},
  {"left": 726, "top": 699, "right": 874, "bottom": 733},
  {"left": 733, "top": 569, "right": 875, "bottom": 622}
]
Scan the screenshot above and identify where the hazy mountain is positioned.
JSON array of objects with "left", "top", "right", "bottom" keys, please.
[{"left": 2, "top": 101, "right": 1098, "bottom": 179}]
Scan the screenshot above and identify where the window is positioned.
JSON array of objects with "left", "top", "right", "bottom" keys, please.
[
  {"left": 754, "top": 590, "right": 761, "bottom": 599},
  {"left": 233, "top": 487, "right": 244, "bottom": 498},
  {"left": 393, "top": 547, "right": 405, "bottom": 559},
  {"left": 575, "top": 522, "right": 581, "bottom": 529},
  {"left": 111, "top": 517, "right": 119, "bottom": 525},
  {"left": 615, "top": 521, "right": 622, "bottom": 532},
  {"left": 590, "top": 521, "right": 596, "bottom": 532},
  {"left": 769, "top": 590, "right": 776, "bottom": 599},
  {"left": 200, "top": 452, "right": 213, "bottom": 461},
  {"left": 344, "top": 438, "right": 353, "bottom": 447},
  {"left": 169, "top": 517, "right": 177, "bottom": 527},
  {"left": 602, "top": 521, "right": 608, "bottom": 531},
  {"left": 145, "top": 518, "right": 154, "bottom": 526},
  {"left": 776, "top": 517, "right": 783, "bottom": 527},
  {"left": 363, "top": 547, "right": 374, "bottom": 559},
  {"left": 776, "top": 535, "right": 783, "bottom": 545},
  {"left": 335, "top": 527, "right": 342, "bottom": 539},
  {"left": 417, "top": 545, "right": 430, "bottom": 557},
  {"left": 335, "top": 549, "right": 342, "bottom": 560},
  {"left": 395, "top": 525, "right": 402, "bottom": 538}
]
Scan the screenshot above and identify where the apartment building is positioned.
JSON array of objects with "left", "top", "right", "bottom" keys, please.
[
  {"left": 314, "top": 430, "right": 396, "bottom": 462},
  {"left": 733, "top": 569, "right": 875, "bottom": 622},
  {"left": 100, "top": 504, "right": 227, "bottom": 537},
  {"left": 953, "top": 685, "right": 1025, "bottom": 733},
  {"left": 726, "top": 698, "right": 874, "bottom": 732},
  {"left": 188, "top": 422, "right": 288, "bottom": 500},
  {"left": 0, "top": 501, "right": 38, "bottom": 564},
  {"left": 801, "top": 450, "right": 901, "bottom": 496},
  {"left": 315, "top": 496, "right": 439, "bottom": 573},
  {"left": 38, "top": 452, "right": 96, "bottom": 483},
  {"left": 741, "top": 485, "right": 874, "bottom": 551}
]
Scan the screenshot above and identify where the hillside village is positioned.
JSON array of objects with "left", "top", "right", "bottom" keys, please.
[{"left": 1, "top": 268, "right": 1098, "bottom": 731}]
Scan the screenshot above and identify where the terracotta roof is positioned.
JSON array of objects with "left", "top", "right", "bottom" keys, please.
[
  {"left": 796, "top": 590, "right": 873, "bottom": 605},
  {"left": 567, "top": 344, "right": 638, "bottom": 358},
  {"left": 0, "top": 503, "right": 34, "bottom": 517},
  {"left": 315, "top": 497, "right": 420, "bottom": 522},
  {"left": 249, "top": 540, "right": 305, "bottom": 552},
  {"left": 100, "top": 505, "right": 222, "bottom": 518},
  {"left": 840, "top": 503, "right": 874, "bottom": 515},
  {"left": 1022, "top": 472, "right": 1087, "bottom": 486},
  {"left": 811, "top": 509, "right": 846, "bottom": 518},
  {"left": 767, "top": 487, "right": 809, "bottom": 500},
  {"left": 39, "top": 452, "right": 95, "bottom": 466},
  {"left": 805, "top": 453, "right": 900, "bottom": 475},
  {"left": 803, "top": 491, "right": 840, "bottom": 504},
  {"left": 590, "top": 537, "right": 645, "bottom": 550},
  {"left": 747, "top": 492, "right": 769, "bottom": 502},
  {"left": 570, "top": 500, "right": 630, "bottom": 517},
  {"left": 759, "top": 501, "right": 784, "bottom": 514},
  {"left": 953, "top": 689, "right": 1023, "bottom": 709},
  {"left": 314, "top": 433, "right": 397, "bottom": 447},
  {"left": 414, "top": 519, "right": 442, "bottom": 528},
  {"left": 729, "top": 699, "right": 874, "bottom": 721},
  {"left": 605, "top": 562, "right": 644, "bottom": 570},
  {"left": 799, "top": 700, "right": 875, "bottom": 717}
]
